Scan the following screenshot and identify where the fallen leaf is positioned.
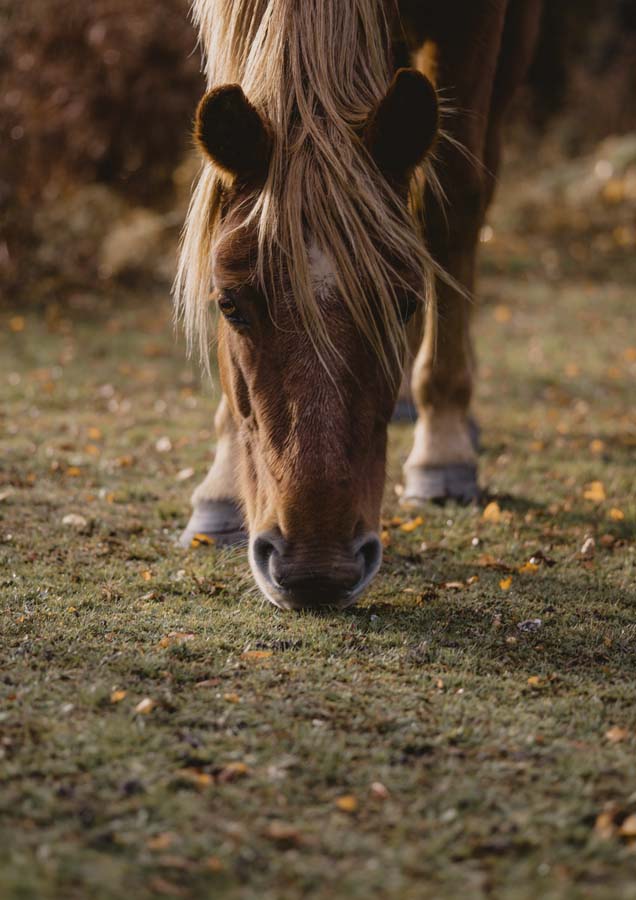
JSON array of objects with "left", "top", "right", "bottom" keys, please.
[
  {"left": 606, "top": 726, "right": 629, "bottom": 744},
  {"left": 191, "top": 533, "right": 215, "bottom": 548},
  {"left": 482, "top": 501, "right": 502, "bottom": 523},
  {"left": 158, "top": 632, "right": 196, "bottom": 649},
  {"left": 264, "top": 822, "right": 303, "bottom": 846},
  {"left": 9, "top": 316, "right": 25, "bottom": 332},
  {"left": 176, "top": 768, "right": 213, "bottom": 788},
  {"left": 595, "top": 806, "right": 618, "bottom": 840},
  {"left": 87, "top": 427, "right": 103, "bottom": 441},
  {"left": 583, "top": 481, "right": 606, "bottom": 502},
  {"left": 176, "top": 467, "right": 195, "bottom": 482},
  {"left": 619, "top": 815, "right": 636, "bottom": 837},
  {"left": 400, "top": 515, "right": 424, "bottom": 533},
  {"left": 110, "top": 689, "right": 127, "bottom": 704},
  {"left": 442, "top": 581, "right": 465, "bottom": 591},
  {"left": 527, "top": 675, "right": 542, "bottom": 687},
  {"left": 224, "top": 693, "right": 240, "bottom": 703},
  {"left": 499, "top": 576, "right": 513, "bottom": 591},
  {"left": 134, "top": 697, "right": 155, "bottom": 715},
  {"left": 142, "top": 570, "right": 152, "bottom": 582},
  {"left": 217, "top": 762, "right": 250, "bottom": 783},
  {"left": 66, "top": 466, "right": 82, "bottom": 477},
  {"left": 335, "top": 795, "right": 358, "bottom": 813},
  {"left": 609, "top": 508, "right": 625, "bottom": 521},
  {"left": 518, "top": 561, "right": 540, "bottom": 575},
  {"left": 477, "top": 554, "right": 514, "bottom": 572},
  {"left": 147, "top": 832, "right": 177, "bottom": 851},
  {"left": 241, "top": 650, "right": 273, "bottom": 661}
]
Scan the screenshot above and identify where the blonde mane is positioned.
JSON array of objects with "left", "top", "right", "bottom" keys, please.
[{"left": 175, "top": 0, "right": 438, "bottom": 382}]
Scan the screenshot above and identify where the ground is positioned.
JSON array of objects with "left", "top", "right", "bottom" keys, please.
[{"left": 1, "top": 153, "right": 636, "bottom": 899}]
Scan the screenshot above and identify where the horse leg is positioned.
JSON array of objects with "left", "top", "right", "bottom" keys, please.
[
  {"left": 403, "top": 0, "right": 541, "bottom": 503},
  {"left": 178, "top": 395, "right": 246, "bottom": 547}
]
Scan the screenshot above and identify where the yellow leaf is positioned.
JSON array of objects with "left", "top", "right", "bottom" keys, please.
[
  {"left": 191, "top": 533, "right": 215, "bottom": 548},
  {"left": 400, "top": 515, "right": 424, "bottom": 533},
  {"left": 335, "top": 795, "right": 358, "bottom": 813},
  {"left": 527, "top": 675, "right": 542, "bottom": 687},
  {"left": 177, "top": 768, "right": 213, "bottom": 788},
  {"left": 605, "top": 726, "right": 629, "bottom": 744},
  {"left": 158, "top": 632, "right": 195, "bottom": 649},
  {"left": 518, "top": 561, "right": 540, "bottom": 575},
  {"left": 619, "top": 815, "right": 636, "bottom": 837},
  {"left": 66, "top": 466, "right": 82, "bottom": 477},
  {"left": 466, "top": 575, "right": 480, "bottom": 585},
  {"left": 609, "top": 507, "right": 625, "bottom": 521},
  {"left": 110, "top": 689, "right": 127, "bottom": 704},
  {"left": 217, "top": 762, "right": 250, "bottom": 783},
  {"left": 141, "top": 570, "right": 152, "bottom": 582},
  {"left": 147, "top": 832, "right": 176, "bottom": 851},
  {"left": 493, "top": 304, "right": 511, "bottom": 323},
  {"left": 583, "top": 481, "right": 606, "bottom": 502},
  {"left": 499, "top": 576, "right": 512, "bottom": 591},
  {"left": 482, "top": 501, "right": 502, "bottom": 523},
  {"left": 380, "top": 530, "right": 391, "bottom": 548},
  {"left": 241, "top": 650, "right": 273, "bottom": 661},
  {"left": 224, "top": 693, "right": 240, "bottom": 703},
  {"left": 589, "top": 439, "right": 605, "bottom": 455},
  {"left": 87, "top": 427, "right": 103, "bottom": 441},
  {"left": 134, "top": 697, "right": 155, "bottom": 715},
  {"left": 9, "top": 316, "right": 25, "bottom": 333}
]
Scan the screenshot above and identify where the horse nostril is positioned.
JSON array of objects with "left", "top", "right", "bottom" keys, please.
[
  {"left": 354, "top": 532, "right": 383, "bottom": 583},
  {"left": 252, "top": 533, "right": 280, "bottom": 583}
]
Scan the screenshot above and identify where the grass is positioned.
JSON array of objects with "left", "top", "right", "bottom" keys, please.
[{"left": 1, "top": 196, "right": 636, "bottom": 898}]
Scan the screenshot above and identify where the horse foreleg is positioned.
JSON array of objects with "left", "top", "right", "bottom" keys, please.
[{"left": 179, "top": 394, "right": 246, "bottom": 547}]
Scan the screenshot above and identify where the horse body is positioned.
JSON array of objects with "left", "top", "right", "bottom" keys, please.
[{"left": 176, "top": 0, "right": 543, "bottom": 609}]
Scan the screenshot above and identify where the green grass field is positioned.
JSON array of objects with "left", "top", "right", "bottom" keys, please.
[{"left": 2, "top": 174, "right": 636, "bottom": 899}]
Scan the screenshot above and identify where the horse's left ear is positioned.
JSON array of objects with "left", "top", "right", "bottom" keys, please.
[
  {"left": 364, "top": 68, "right": 439, "bottom": 183},
  {"left": 194, "top": 84, "right": 272, "bottom": 183}
]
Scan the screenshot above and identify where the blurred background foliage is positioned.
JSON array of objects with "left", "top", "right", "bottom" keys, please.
[{"left": 1, "top": 0, "right": 635, "bottom": 305}]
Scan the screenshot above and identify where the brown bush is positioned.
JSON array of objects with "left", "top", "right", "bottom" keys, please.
[{"left": 1, "top": 0, "right": 202, "bottom": 290}]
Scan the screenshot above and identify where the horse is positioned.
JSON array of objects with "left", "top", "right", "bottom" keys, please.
[{"left": 175, "top": 0, "right": 543, "bottom": 610}]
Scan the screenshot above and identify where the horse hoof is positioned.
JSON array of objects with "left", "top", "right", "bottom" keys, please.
[
  {"left": 402, "top": 463, "right": 479, "bottom": 506},
  {"left": 392, "top": 398, "right": 417, "bottom": 423},
  {"left": 178, "top": 499, "right": 246, "bottom": 548}
]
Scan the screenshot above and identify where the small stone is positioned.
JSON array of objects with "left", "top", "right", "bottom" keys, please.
[
  {"left": 580, "top": 536, "right": 595, "bottom": 558},
  {"left": 62, "top": 513, "right": 87, "bottom": 529},
  {"left": 155, "top": 436, "right": 172, "bottom": 453}
]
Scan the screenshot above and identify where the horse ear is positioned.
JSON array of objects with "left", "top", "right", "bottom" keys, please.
[
  {"left": 364, "top": 69, "right": 439, "bottom": 183},
  {"left": 194, "top": 85, "right": 272, "bottom": 182}
]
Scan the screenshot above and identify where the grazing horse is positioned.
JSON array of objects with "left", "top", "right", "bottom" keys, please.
[{"left": 176, "top": 0, "right": 543, "bottom": 610}]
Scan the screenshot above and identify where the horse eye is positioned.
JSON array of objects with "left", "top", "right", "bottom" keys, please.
[{"left": 218, "top": 291, "right": 249, "bottom": 327}]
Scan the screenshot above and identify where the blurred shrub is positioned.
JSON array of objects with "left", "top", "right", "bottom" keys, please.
[
  {"left": 527, "top": 0, "right": 636, "bottom": 145},
  {"left": 1, "top": 0, "right": 202, "bottom": 292}
]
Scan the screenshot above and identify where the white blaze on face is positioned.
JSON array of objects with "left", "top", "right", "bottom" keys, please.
[{"left": 308, "top": 241, "right": 337, "bottom": 298}]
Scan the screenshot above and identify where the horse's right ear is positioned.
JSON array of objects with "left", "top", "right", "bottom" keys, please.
[
  {"left": 194, "top": 85, "right": 272, "bottom": 183},
  {"left": 364, "top": 69, "right": 439, "bottom": 185}
]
